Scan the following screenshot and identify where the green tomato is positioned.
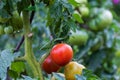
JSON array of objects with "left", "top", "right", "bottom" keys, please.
[
  {"left": 97, "top": 10, "right": 113, "bottom": 29},
  {"left": 4, "top": 26, "right": 13, "bottom": 34},
  {"left": 69, "top": 30, "right": 89, "bottom": 45},
  {"left": 0, "top": 25, "right": 4, "bottom": 35},
  {"left": 79, "top": 6, "right": 89, "bottom": 17}
]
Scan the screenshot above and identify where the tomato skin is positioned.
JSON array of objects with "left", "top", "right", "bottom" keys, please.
[
  {"left": 64, "top": 61, "right": 85, "bottom": 80},
  {"left": 50, "top": 43, "right": 73, "bottom": 66},
  {"left": 42, "top": 55, "right": 60, "bottom": 74}
]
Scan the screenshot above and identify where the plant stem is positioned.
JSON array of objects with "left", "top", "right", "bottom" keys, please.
[{"left": 22, "top": 11, "right": 43, "bottom": 80}]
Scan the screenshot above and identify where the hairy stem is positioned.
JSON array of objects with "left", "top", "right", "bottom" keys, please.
[{"left": 22, "top": 11, "right": 43, "bottom": 80}]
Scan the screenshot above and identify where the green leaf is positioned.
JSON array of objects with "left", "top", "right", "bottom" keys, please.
[
  {"left": 67, "top": 19, "right": 77, "bottom": 31},
  {"left": 0, "top": 49, "right": 20, "bottom": 79},
  {"left": 52, "top": 73, "right": 65, "bottom": 80},
  {"left": 87, "top": 51, "right": 106, "bottom": 71},
  {"left": 73, "top": 10, "right": 83, "bottom": 23},
  {"left": 82, "top": 69, "right": 101, "bottom": 80},
  {"left": 68, "top": 0, "right": 79, "bottom": 7},
  {"left": 75, "top": 75, "right": 86, "bottom": 80},
  {"left": 17, "top": 0, "right": 30, "bottom": 13},
  {"left": 22, "top": 75, "right": 33, "bottom": 80},
  {"left": 0, "top": 1, "right": 5, "bottom": 9},
  {"left": 10, "top": 61, "right": 25, "bottom": 73},
  {"left": 8, "top": 70, "right": 18, "bottom": 79},
  {"left": 21, "top": 75, "right": 39, "bottom": 80},
  {"left": 104, "top": 29, "right": 115, "bottom": 48},
  {"left": 74, "top": 39, "right": 93, "bottom": 60}
]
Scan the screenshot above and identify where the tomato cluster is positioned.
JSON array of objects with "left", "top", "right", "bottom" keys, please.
[
  {"left": 42, "top": 43, "right": 85, "bottom": 80},
  {"left": 42, "top": 43, "right": 73, "bottom": 74}
]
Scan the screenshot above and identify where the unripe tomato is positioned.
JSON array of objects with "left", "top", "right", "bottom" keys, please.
[
  {"left": 89, "top": 9, "right": 113, "bottom": 31},
  {"left": 0, "top": 25, "right": 4, "bottom": 35},
  {"left": 79, "top": 6, "right": 89, "bottom": 17},
  {"left": 42, "top": 55, "right": 60, "bottom": 74},
  {"left": 69, "top": 30, "right": 88, "bottom": 45},
  {"left": 64, "top": 61, "right": 85, "bottom": 80},
  {"left": 97, "top": 10, "right": 113, "bottom": 29},
  {"left": 4, "top": 26, "right": 13, "bottom": 34},
  {"left": 50, "top": 43, "right": 73, "bottom": 66}
]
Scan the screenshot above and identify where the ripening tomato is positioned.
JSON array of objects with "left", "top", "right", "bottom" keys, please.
[
  {"left": 64, "top": 61, "right": 85, "bottom": 80},
  {"left": 42, "top": 55, "right": 60, "bottom": 74},
  {"left": 50, "top": 43, "right": 73, "bottom": 66}
]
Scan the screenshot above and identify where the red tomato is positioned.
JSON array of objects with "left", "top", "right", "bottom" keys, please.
[
  {"left": 50, "top": 43, "right": 73, "bottom": 66},
  {"left": 42, "top": 55, "right": 60, "bottom": 74}
]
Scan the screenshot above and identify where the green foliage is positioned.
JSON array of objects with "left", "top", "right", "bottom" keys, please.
[
  {"left": 0, "top": 49, "right": 20, "bottom": 79},
  {"left": 0, "top": 0, "right": 120, "bottom": 80}
]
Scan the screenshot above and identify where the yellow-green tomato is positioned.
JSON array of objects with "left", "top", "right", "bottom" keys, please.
[
  {"left": 69, "top": 30, "right": 88, "bottom": 45},
  {"left": 64, "top": 61, "right": 85, "bottom": 80},
  {"left": 51, "top": 73, "right": 65, "bottom": 80}
]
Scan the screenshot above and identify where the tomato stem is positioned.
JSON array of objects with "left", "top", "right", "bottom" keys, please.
[{"left": 22, "top": 11, "right": 43, "bottom": 80}]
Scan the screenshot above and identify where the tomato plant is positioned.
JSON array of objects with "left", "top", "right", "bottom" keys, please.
[
  {"left": 50, "top": 43, "right": 73, "bottom": 66},
  {"left": 0, "top": 0, "right": 120, "bottom": 80}
]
